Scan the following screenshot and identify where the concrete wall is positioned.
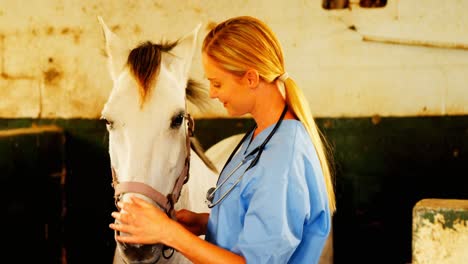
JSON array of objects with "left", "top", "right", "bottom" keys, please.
[
  {"left": 0, "top": 0, "right": 467, "bottom": 119},
  {"left": 412, "top": 199, "right": 468, "bottom": 264}
]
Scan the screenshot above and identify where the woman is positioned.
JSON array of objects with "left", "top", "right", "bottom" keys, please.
[{"left": 110, "top": 16, "right": 336, "bottom": 263}]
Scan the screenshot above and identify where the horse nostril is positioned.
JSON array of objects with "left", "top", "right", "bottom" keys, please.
[{"left": 117, "top": 243, "right": 163, "bottom": 264}]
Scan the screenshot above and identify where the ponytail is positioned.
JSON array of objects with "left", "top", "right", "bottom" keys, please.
[{"left": 283, "top": 77, "right": 336, "bottom": 213}]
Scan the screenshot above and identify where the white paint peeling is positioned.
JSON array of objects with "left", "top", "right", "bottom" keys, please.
[{"left": 413, "top": 214, "right": 468, "bottom": 264}]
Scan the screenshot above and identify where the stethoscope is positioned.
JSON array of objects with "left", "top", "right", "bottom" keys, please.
[{"left": 205, "top": 104, "right": 288, "bottom": 208}]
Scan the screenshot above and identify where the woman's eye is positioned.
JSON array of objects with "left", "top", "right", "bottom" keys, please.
[
  {"left": 209, "top": 81, "right": 221, "bottom": 88},
  {"left": 170, "top": 114, "right": 184, "bottom": 129}
]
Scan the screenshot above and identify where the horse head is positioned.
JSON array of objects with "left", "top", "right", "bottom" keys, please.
[{"left": 98, "top": 16, "right": 204, "bottom": 264}]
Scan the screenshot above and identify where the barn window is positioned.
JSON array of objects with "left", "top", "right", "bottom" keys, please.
[
  {"left": 322, "top": 0, "right": 387, "bottom": 9},
  {"left": 359, "top": 0, "right": 387, "bottom": 8}
]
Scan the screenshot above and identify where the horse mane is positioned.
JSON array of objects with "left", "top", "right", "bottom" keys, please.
[
  {"left": 186, "top": 79, "right": 217, "bottom": 173},
  {"left": 127, "top": 40, "right": 216, "bottom": 173},
  {"left": 185, "top": 79, "right": 212, "bottom": 112},
  {"left": 190, "top": 137, "right": 218, "bottom": 174}
]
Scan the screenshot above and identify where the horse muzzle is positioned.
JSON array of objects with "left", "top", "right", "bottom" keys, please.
[{"left": 115, "top": 233, "right": 163, "bottom": 264}]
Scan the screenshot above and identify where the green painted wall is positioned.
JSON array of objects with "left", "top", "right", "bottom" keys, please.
[
  {"left": 1, "top": 116, "right": 467, "bottom": 263},
  {"left": 0, "top": 119, "right": 114, "bottom": 263},
  {"left": 1, "top": 126, "right": 65, "bottom": 263}
]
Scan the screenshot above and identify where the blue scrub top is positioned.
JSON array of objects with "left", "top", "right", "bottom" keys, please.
[{"left": 206, "top": 120, "right": 331, "bottom": 264}]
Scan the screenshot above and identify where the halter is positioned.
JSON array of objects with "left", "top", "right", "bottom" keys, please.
[
  {"left": 110, "top": 112, "right": 194, "bottom": 260},
  {"left": 110, "top": 113, "right": 195, "bottom": 219}
]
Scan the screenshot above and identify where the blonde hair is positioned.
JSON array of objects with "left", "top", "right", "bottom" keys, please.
[{"left": 203, "top": 16, "right": 336, "bottom": 213}]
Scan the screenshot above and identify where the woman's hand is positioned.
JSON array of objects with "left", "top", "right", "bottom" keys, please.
[
  {"left": 175, "top": 209, "right": 209, "bottom": 236},
  {"left": 110, "top": 197, "right": 245, "bottom": 264},
  {"left": 109, "top": 196, "right": 174, "bottom": 245}
]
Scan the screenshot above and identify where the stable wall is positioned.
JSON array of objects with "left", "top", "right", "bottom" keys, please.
[{"left": 0, "top": 0, "right": 467, "bottom": 118}]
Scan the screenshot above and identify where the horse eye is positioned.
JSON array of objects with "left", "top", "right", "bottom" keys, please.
[{"left": 170, "top": 114, "right": 184, "bottom": 129}]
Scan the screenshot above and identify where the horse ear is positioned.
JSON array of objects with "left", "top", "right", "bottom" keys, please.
[
  {"left": 97, "top": 16, "right": 128, "bottom": 81},
  {"left": 170, "top": 23, "right": 202, "bottom": 78}
]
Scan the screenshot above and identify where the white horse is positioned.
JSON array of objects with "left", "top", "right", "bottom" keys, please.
[{"left": 98, "top": 17, "right": 219, "bottom": 264}]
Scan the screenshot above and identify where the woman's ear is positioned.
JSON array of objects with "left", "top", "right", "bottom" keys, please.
[{"left": 244, "top": 69, "right": 260, "bottom": 88}]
